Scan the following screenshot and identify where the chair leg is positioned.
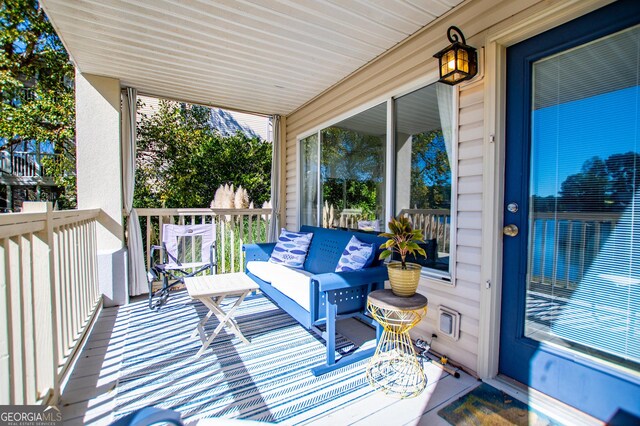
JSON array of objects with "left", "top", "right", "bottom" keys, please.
[
  {"left": 311, "top": 297, "right": 377, "bottom": 377},
  {"left": 325, "top": 299, "right": 337, "bottom": 366},
  {"left": 148, "top": 272, "right": 171, "bottom": 310},
  {"left": 148, "top": 282, "right": 154, "bottom": 310}
]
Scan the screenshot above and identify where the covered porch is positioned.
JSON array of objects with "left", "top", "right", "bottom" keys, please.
[{"left": 1, "top": 0, "right": 638, "bottom": 424}]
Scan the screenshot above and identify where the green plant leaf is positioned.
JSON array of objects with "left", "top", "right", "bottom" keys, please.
[{"left": 379, "top": 250, "right": 392, "bottom": 260}]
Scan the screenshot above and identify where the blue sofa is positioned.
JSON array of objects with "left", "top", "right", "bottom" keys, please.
[{"left": 243, "top": 225, "right": 389, "bottom": 375}]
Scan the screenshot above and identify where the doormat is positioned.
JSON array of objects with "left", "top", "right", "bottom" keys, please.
[{"left": 438, "top": 383, "right": 560, "bottom": 426}]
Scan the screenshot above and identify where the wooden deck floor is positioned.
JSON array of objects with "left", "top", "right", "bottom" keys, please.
[{"left": 58, "top": 293, "right": 480, "bottom": 425}]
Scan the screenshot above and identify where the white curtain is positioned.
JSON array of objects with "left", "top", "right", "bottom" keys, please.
[
  {"left": 122, "top": 87, "right": 147, "bottom": 296},
  {"left": 268, "top": 115, "right": 281, "bottom": 242},
  {"left": 436, "top": 83, "right": 454, "bottom": 162}
]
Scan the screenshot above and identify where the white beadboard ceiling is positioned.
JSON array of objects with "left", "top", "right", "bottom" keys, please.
[{"left": 41, "top": 0, "right": 463, "bottom": 116}]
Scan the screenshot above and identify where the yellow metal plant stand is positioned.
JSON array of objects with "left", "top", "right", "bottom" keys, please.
[{"left": 366, "top": 289, "right": 428, "bottom": 398}]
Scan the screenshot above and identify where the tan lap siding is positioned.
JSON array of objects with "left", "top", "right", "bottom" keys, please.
[
  {"left": 285, "top": 123, "right": 297, "bottom": 228},
  {"left": 411, "top": 82, "right": 484, "bottom": 373}
]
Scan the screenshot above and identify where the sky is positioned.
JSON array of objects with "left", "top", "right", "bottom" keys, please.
[{"left": 531, "top": 85, "right": 639, "bottom": 197}]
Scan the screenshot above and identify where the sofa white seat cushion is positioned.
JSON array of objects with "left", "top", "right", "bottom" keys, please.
[{"left": 246, "top": 261, "right": 314, "bottom": 311}]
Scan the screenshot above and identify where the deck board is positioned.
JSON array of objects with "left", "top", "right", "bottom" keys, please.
[{"left": 60, "top": 304, "right": 123, "bottom": 425}]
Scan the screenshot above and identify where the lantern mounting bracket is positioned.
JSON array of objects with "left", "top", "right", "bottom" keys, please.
[{"left": 447, "top": 26, "right": 466, "bottom": 45}]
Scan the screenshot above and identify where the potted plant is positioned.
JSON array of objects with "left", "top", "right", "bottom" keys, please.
[{"left": 379, "top": 216, "right": 427, "bottom": 297}]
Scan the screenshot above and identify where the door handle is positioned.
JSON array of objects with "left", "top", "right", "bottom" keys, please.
[{"left": 503, "top": 224, "right": 519, "bottom": 237}]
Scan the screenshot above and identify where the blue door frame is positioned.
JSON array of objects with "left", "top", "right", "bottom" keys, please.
[{"left": 500, "top": 0, "right": 640, "bottom": 421}]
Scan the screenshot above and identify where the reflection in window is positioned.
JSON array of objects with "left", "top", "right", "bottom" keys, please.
[
  {"left": 321, "top": 103, "right": 386, "bottom": 231},
  {"left": 526, "top": 25, "right": 639, "bottom": 371},
  {"left": 395, "top": 83, "right": 453, "bottom": 273},
  {"left": 300, "top": 103, "right": 386, "bottom": 231}
]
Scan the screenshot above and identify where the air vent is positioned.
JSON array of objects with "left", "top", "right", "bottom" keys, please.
[{"left": 438, "top": 305, "right": 461, "bottom": 341}]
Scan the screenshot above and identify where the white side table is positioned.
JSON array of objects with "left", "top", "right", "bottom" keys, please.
[{"left": 185, "top": 272, "right": 259, "bottom": 357}]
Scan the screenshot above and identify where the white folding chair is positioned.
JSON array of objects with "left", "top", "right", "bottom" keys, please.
[{"left": 147, "top": 223, "right": 216, "bottom": 310}]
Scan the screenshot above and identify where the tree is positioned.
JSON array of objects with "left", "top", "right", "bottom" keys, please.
[
  {"left": 320, "top": 127, "right": 384, "bottom": 218},
  {"left": 558, "top": 152, "right": 640, "bottom": 212},
  {"left": 410, "top": 130, "right": 451, "bottom": 209},
  {"left": 135, "top": 100, "right": 272, "bottom": 208},
  {"left": 558, "top": 157, "right": 608, "bottom": 211},
  {"left": 0, "top": 0, "right": 76, "bottom": 208}
]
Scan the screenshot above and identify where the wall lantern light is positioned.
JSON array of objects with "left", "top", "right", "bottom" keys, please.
[{"left": 433, "top": 26, "right": 478, "bottom": 85}]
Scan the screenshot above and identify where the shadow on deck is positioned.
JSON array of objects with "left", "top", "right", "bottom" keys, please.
[{"left": 59, "top": 291, "right": 479, "bottom": 425}]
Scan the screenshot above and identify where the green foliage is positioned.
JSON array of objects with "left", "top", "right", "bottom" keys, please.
[
  {"left": 320, "top": 127, "right": 384, "bottom": 217},
  {"left": 410, "top": 130, "right": 451, "bottom": 209},
  {"left": 378, "top": 216, "right": 426, "bottom": 269},
  {"left": 322, "top": 178, "right": 378, "bottom": 218},
  {"left": 0, "top": 0, "right": 76, "bottom": 208},
  {"left": 532, "top": 152, "right": 640, "bottom": 213},
  {"left": 41, "top": 153, "right": 75, "bottom": 208},
  {"left": 135, "top": 100, "right": 272, "bottom": 208}
]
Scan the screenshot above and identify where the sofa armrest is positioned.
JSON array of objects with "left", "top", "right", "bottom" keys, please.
[
  {"left": 313, "top": 265, "right": 389, "bottom": 292},
  {"left": 243, "top": 242, "right": 276, "bottom": 265}
]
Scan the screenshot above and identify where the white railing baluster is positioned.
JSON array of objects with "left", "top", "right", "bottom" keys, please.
[
  {"left": 579, "top": 222, "right": 587, "bottom": 284},
  {"left": 238, "top": 215, "right": 244, "bottom": 270},
  {"left": 0, "top": 239, "right": 9, "bottom": 404},
  {"left": 7, "top": 236, "right": 24, "bottom": 404},
  {"left": 230, "top": 215, "right": 236, "bottom": 272},
  {"left": 146, "top": 215, "right": 151, "bottom": 269},
  {"left": 27, "top": 203, "right": 58, "bottom": 401},
  {"left": 55, "top": 228, "right": 67, "bottom": 362},
  {"left": 20, "top": 233, "right": 37, "bottom": 404},
  {"left": 541, "top": 220, "right": 548, "bottom": 285},
  {"left": 565, "top": 221, "right": 573, "bottom": 288},
  {"left": 221, "top": 219, "right": 226, "bottom": 273}
]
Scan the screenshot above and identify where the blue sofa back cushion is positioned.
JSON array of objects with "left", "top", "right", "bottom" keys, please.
[
  {"left": 269, "top": 228, "right": 313, "bottom": 268},
  {"left": 335, "top": 236, "right": 374, "bottom": 272},
  {"left": 300, "top": 225, "right": 388, "bottom": 275}
]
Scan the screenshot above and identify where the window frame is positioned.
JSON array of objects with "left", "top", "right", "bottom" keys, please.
[{"left": 296, "top": 80, "right": 458, "bottom": 285}]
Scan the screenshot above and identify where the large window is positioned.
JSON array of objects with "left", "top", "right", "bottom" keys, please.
[
  {"left": 301, "top": 103, "right": 387, "bottom": 231},
  {"left": 395, "top": 83, "right": 454, "bottom": 273},
  {"left": 299, "top": 83, "right": 454, "bottom": 276}
]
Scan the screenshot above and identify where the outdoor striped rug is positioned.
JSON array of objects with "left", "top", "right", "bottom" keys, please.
[{"left": 113, "top": 291, "right": 372, "bottom": 424}]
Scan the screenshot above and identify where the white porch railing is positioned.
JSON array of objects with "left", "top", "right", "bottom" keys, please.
[
  {"left": 0, "top": 151, "right": 60, "bottom": 178},
  {"left": 529, "top": 211, "right": 620, "bottom": 291},
  {"left": 321, "top": 203, "right": 367, "bottom": 230},
  {"left": 134, "top": 208, "right": 272, "bottom": 274},
  {"left": 0, "top": 203, "right": 101, "bottom": 405},
  {"left": 318, "top": 206, "right": 452, "bottom": 255},
  {"left": 400, "top": 208, "right": 451, "bottom": 255}
]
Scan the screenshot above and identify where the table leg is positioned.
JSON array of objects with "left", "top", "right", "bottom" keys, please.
[
  {"left": 215, "top": 292, "right": 251, "bottom": 344},
  {"left": 194, "top": 291, "right": 252, "bottom": 357},
  {"left": 190, "top": 296, "right": 219, "bottom": 339},
  {"left": 366, "top": 304, "right": 427, "bottom": 398}
]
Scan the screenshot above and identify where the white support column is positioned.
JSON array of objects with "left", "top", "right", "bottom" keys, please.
[{"left": 75, "top": 71, "right": 128, "bottom": 307}]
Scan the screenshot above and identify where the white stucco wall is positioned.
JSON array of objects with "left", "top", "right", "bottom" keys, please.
[{"left": 75, "top": 71, "right": 127, "bottom": 306}]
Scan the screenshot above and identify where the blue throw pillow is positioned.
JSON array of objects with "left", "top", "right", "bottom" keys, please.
[
  {"left": 335, "top": 236, "right": 374, "bottom": 272},
  {"left": 269, "top": 228, "right": 313, "bottom": 268}
]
